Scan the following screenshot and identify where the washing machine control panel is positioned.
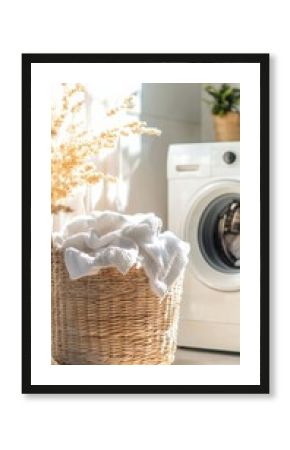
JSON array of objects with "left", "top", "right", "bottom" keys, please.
[
  {"left": 168, "top": 142, "right": 240, "bottom": 179},
  {"left": 223, "top": 151, "right": 236, "bottom": 165}
]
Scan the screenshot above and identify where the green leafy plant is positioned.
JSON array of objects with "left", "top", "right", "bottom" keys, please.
[{"left": 205, "top": 84, "right": 240, "bottom": 116}]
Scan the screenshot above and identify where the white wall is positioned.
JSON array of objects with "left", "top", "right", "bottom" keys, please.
[
  {"left": 123, "top": 83, "right": 201, "bottom": 227},
  {"left": 201, "top": 82, "right": 216, "bottom": 142}
]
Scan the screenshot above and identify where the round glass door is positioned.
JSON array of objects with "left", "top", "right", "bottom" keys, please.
[
  {"left": 198, "top": 195, "right": 240, "bottom": 273},
  {"left": 184, "top": 180, "right": 240, "bottom": 291}
]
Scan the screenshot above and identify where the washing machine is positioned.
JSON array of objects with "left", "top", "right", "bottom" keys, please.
[{"left": 167, "top": 142, "right": 240, "bottom": 352}]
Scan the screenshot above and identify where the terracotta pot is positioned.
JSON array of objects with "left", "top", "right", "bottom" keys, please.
[{"left": 213, "top": 112, "right": 240, "bottom": 142}]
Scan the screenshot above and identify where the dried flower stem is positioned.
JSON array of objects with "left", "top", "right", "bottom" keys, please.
[{"left": 51, "top": 84, "right": 161, "bottom": 214}]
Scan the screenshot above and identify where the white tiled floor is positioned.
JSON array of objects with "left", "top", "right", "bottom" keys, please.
[{"left": 174, "top": 347, "right": 240, "bottom": 365}]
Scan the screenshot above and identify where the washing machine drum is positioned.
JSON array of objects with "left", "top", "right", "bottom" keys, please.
[
  {"left": 185, "top": 181, "right": 240, "bottom": 291},
  {"left": 199, "top": 195, "right": 240, "bottom": 272}
]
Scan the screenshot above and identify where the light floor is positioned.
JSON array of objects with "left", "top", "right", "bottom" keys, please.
[
  {"left": 174, "top": 347, "right": 240, "bottom": 365},
  {"left": 52, "top": 348, "right": 240, "bottom": 365}
]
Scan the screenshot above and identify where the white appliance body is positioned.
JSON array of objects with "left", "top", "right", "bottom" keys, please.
[{"left": 167, "top": 142, "right": 240, "bottom": 352}]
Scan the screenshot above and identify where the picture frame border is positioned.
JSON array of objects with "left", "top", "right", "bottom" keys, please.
[{"left": 22, "top": 53, "right": 269, "bottom": 394}]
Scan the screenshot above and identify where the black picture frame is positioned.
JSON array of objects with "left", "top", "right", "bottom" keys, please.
[{"left": 22, "top": 53, "right": 269, "bottom": 394}]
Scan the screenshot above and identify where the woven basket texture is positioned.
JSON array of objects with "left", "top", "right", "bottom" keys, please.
[
  {"left": 52, "top": 247, "right": 183, "bottom": 365},
  {"left": 214, "top": 112, "right": 240, "bottom": 142}
]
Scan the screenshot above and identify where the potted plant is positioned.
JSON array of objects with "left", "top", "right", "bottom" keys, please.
[{"left": 205, "top": 84, "right": 240, "bottom": 141}]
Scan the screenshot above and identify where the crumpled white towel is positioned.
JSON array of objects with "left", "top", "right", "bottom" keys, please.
[{"left": 53, "top": 211, "right": 190, "bottom": 298}]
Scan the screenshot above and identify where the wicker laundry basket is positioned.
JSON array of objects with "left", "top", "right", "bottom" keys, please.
[{"left": 51, "top": 246, "right": 184, "bottom": 365}]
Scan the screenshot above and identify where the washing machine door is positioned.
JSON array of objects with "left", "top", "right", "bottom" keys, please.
[{"left": 185, "top": 180, "right": 240, "bottom": 291}]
